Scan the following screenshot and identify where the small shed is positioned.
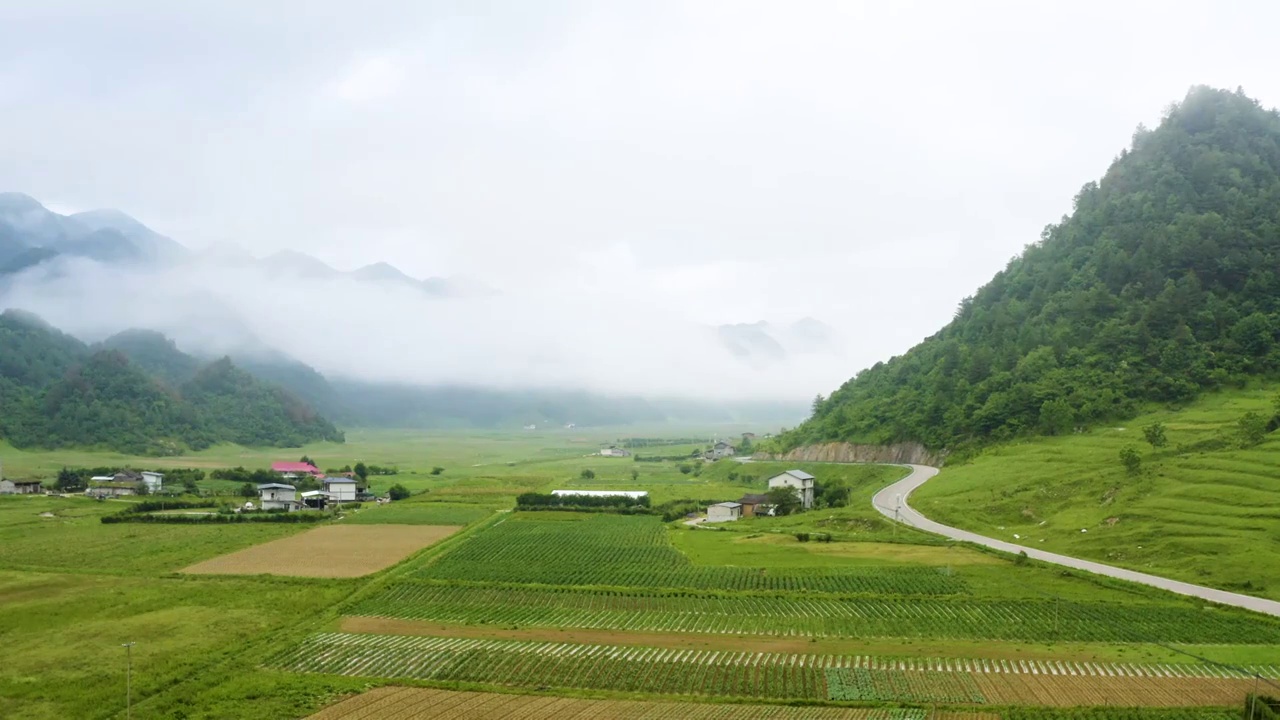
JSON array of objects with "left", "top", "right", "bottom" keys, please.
[
  {"left": 737, "top": 493, "right": 773, "bottom": 517},
  {"left": 300, "top": 490, "right": 332, "bottom": 509},
  {"left": 707, "top": 501, "right": 743, "bottom": 522},
  {"left": 599, "top": 447, "right": 632, "bottom": 457},
  {"left": 140, "top": 471, "right": 164, "bottom": 494}
]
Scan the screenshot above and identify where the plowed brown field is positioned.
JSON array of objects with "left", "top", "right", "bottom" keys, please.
[{"left": 180, "top": 524, "right": 459, "bottom": 577}]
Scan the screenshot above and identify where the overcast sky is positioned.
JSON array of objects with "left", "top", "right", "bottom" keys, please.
[{"left": 3, "top": 1, "right": 1279, "bottom": 398}]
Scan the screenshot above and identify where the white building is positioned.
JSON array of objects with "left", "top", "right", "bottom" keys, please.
[
  {"left": 706, "top": 441, "right": 736, "bottom": 460},
  {"left": 766, "top": 469, "right": 816, "bottom": 510},
  {"left": 599, "top": 447, "right": 632, "bottom": 457},
  {"left": 258, "top": 483, "right": 299, "bottom": 511},
  {"left": 706, "top": 501, "right": 743, "bottom": 522},
  {"left": 140, "top": 471, "right": 164, "bottom": 494},
  {"left": 323, "top": 477, "right": 358, "bottom": 502},
  {"left": 551, "top": 489, "right": 648, "bottom": 500}
]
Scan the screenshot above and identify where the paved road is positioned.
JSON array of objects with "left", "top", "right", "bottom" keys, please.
[{"left": 872, "top": 464, "right": 1280, "bottom": 618}]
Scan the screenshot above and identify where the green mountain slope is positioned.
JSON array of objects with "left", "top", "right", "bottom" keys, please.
[
  {"left": 913, "top": 384, "right": 1280, "bottom": 601},
  {"left": 780, "top": 87, "right": 1280, "bottom": 453},
  {"left": 0, "top": 311, "right": 343, "bottom": 454}
]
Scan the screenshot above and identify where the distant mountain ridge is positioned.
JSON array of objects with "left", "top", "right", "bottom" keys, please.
[
  {"left": 0, "top": 310, "right": 344, "bottom": 455},
  {"left": 0, "top": 192, "right": 476, "bottom": 297}
]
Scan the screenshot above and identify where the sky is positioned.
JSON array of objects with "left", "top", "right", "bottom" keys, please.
[{"left": 2, "top": 1, "right": 1280, "bottom": 400}]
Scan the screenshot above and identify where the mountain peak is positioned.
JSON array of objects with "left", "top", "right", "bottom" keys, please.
[{"left": 0, "top": 192, "right": 46, "bottom": 212}]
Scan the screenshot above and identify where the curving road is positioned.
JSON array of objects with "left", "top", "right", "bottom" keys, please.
[{"left": 872, "top": 464, "right": 1280, "bottom": 618}]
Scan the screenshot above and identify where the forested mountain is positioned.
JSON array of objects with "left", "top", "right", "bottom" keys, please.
[
  {"left": 780, "top": 87, "right": 1280, "bottom": 453},
  {"left": 0, "top": 310, "right": 343, "bottom": 454}
]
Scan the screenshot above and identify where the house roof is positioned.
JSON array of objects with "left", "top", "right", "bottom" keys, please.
[
  {"left": 300, "top": 490, "right": 333, "bottom": 498},
  {"left": 271, "top": 462, "right": 322, "bottom": 474},
  {"left": 710, "top": 501, "right": 742, "bottom": 509},
  {"left": 323, "top": 477, "right": 357, "bottom": 485},
  {"left": 257, "top": 483, "right": 296, "bottom": 490},
  {"left": 738, "top": 493, "right": 770, "bottom": 505},
  {"left": 10, "top": 479, "right": 42, "bottom": 485},
  {"left": 782, "top": 469, "right": 815, "bottom": 480}
]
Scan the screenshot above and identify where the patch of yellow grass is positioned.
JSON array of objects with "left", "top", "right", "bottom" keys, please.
[{"left": 180, "top": 524, "right": 459, "bottom": 578}]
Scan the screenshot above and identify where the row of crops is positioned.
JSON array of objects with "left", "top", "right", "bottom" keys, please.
[
  {"left": 352, "top": 582, "right": 1280, "bottom": 644},
  {"left": 413, "top": 514, "right": 969, "bottom": 594},
  {"left": 270, "top": 632, "right": 1280, "bottom": 704}
]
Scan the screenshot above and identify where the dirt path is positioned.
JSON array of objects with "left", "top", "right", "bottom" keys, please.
[{"left": 873, "top": 464, "right": 1280, "bottom": 618}]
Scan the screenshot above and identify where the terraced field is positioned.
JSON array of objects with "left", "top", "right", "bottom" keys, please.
[
  {"left": 351, "top": 581, "right": 1280, "bottom": 643},
  {"left": 273, "top": 632, "right": 1277, "bottom": 706}
]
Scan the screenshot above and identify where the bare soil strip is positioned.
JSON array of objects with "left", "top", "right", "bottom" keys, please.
[{"left": 181, "top": 524, "right": 460, "bottom": 578}]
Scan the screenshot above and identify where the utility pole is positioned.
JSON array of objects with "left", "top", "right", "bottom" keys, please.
[
  {"left": 122, "top": 642, "right": 135, "bottom": 720},
  {"left": 894, "top": 494, "right": 902, "bottom": 539}
]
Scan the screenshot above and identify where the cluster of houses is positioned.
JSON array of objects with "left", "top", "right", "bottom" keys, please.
[
  {"left": 253, "top": 461, "right": 366, "bottom": 511},
  {"left": 85, "top": 470, "right": 166, "bottom": 498},
  {"left": 706, "top": 469, "right": 815, "bottom": 522}
]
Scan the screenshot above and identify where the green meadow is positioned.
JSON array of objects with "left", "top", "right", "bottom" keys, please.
[{"left": 913, "top": 383, "right": 1280, "bottom": 601}]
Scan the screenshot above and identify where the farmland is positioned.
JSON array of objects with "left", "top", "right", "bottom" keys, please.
[
  {"left": 307, "top": 686, "right": 971, "bottom": 720},
  {"left": 2, "top": 427, "right": 1279, "bottom": 718},
  {"left": 181, "top": 524, "right": 461, "bottom": 578}
]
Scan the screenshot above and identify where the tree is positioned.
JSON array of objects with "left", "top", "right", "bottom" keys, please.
[
  {"left": 765, "top": 487, "right": 801, "bottom": 516},
  {"left": 353, "top": 462, "right": 368, "bottom": 481},
  {"left": 430, "top": 467, "right": 444, "bottom": 475},
  {"left": 239, "top": 482, "right": 257, "bottom": 498},
  {"left": 387, "top": 483, "right": 410, "bottom": 501},
  {"left": 739, "top": 436, "right": 753, "bottom": 453},
  {"left": 811, "top": 394, "right": 825, "bottom": 416},
  {"left": 1038, "top": 398, "right": 1074, "bottom": 436},
  {"left": 299, "top": 455, "right": 316, "bottom": 467},
  {"left": 134, "top": 481, "right": 150, "bottom": 496},
  {"left": 182, "top": 477, "right": 200, "bottom": 495},
  {"left": 1142, "top": 421, "right": 1168, "bottom": 448},
  {"left": 55, "top": 467, "right": 82, "bottom": 491},
  {"left": 579, "top": 468, "right": 595, "bottom": 480},
  {"left": 677, "top": 464, "right": 693, "bottom": 475},
  {"left": 818, "top": 481, "right": 851, "bottom": 508},
  {"left": 1237, "top": 411, "right": 1269, "bottom": 447},
  {"left": 629, "top": 468, "right": 639, "bottom": 482},
  {"left": 1119, "top": 446, "right": 1142, "bottom": 475}
]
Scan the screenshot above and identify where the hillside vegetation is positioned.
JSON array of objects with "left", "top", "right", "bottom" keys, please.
[
  {"left": 781, "top": 87, "right": 1280, "bottom": 452},
  {"left": 913, "top": 384, "right": 1280, "bottom": 601},
  {"left": 0, "top": 310, "right": 343, "bottom": 454}
]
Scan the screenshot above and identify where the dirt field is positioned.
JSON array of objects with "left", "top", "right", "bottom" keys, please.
[
  {"left": 308, "top": 686, "right": 1001, "bottom": 719},
  {"left": 181, "top": 524, "right": 460, "bottom": 578}
]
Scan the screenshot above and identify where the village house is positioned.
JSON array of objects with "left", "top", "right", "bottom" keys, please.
[
  {"left": 599, "top": 447, "right": 632, "bottom": 458},
  {"left": 737, "top": 493, "right": 773, "bottom": 517},
  {"left": 0, "top": 478, "right": 43, "bottom": 495},
  {"left": 706, "top": 501, "right": 743, "bottom": 522},
  {"left": 704, "top": 441, "right": 736, "bottom": 460},
  {"left": 86, "top": 482, "right": 137, "bottom": 498},
  {"left": 271, "top": 461, "right": 324, "bottom": 480},
  {"left": 322, "top": 476, "right": 358, "bottom": 502},
  {"left": 766, "top": 469, "right": 816, "bottom": 510},
  {"left": 257, "top": 483, "right": 300, "bottom": 511}
]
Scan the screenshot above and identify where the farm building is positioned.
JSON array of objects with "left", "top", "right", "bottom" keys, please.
[
  {"left": 300, "top": 490, "right": 332, "bottom": 509},
  {"left": 551, "top": 490, "right": 648, "bottom": 499},
  {"left": 704, "top": 441, "right": 735, "bottom": 460},
  {"left": 323, "top": 477, "right": 358, "bottom": 502},
  {"left": 258, "top": 483, "right": 300, "bottom": 511},
  {"left": 0, "top": 479, "right": 42, "bottom": 495},
  {"left": 737, "top": 493, "right": 773, "bottom": 517},
  {"left": 86, "top": 482, "right": 137, "bottom": 498},
  {"left": 706, "top": 502, "right": 743, "bottom": 522},
  {"left": 599, "top": 447, "right": 632, "bottom": 457},
  {"left": 766, "top": 470, "right": 815, "bottom": 510},
  {"left": 271, "top": 461, "right": 324, "bottom": 479},
  {"left": 140, "top": 471, "right": 164, "bottom": 493}
]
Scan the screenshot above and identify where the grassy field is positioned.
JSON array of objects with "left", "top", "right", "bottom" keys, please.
[
  {"left": 913, "top": 384, "right": 1280, "bottom": 601},
  {"left": 2, "top": 427, "right": 1278, "bottom": 718}
]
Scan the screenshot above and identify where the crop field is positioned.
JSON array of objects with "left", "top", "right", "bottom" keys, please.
[
  {"left": 182, "top": 524, "right": 461, "bottom": 578},
  {"left": 415, "top": 514, "right": 970, "bottom": 594},
  {"left": 342, "top": 501, "right": 493, "bottom": 526},
  {"left": 350, "top": 581, "right": 1280, "bottom": 643},
  {"left": 307, "top": 686, "right": 959, "bottom": 720},
  {"left": 273, "top": 632, "right": 1277, "bottom": 706}
]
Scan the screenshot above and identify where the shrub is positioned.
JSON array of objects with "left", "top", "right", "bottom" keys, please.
[
  {"left": 430, "top": 467, "right": 445, "bottom": 475},
  {"left": 388, "top": 484, "right": 411, "bottom": 501},
  {"left": 795, "top": 532, "right": 811, "bottom": 542},
  {"left": 1119, "top": 446, "right": 1142, "bottom": 475}
]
